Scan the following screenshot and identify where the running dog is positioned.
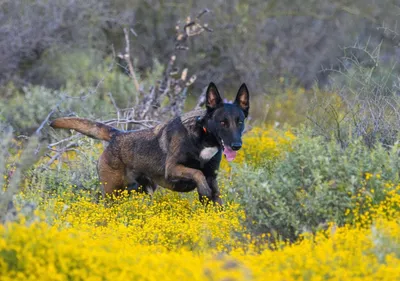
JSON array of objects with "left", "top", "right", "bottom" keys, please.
[{"left": 50, "top": 82, "right": 250, "bottom": 204}]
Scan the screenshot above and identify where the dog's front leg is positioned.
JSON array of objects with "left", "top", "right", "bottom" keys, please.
[
  {"left": 207, "top": 177, "right": 223, "bottom": 205},
  {"left": 166, "top": 164, "right": 212, "bottom": 201}
]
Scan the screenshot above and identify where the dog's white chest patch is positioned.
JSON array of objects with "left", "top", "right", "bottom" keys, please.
[{"left": 200, "top": 146, "right": 219, "bottom": 161}]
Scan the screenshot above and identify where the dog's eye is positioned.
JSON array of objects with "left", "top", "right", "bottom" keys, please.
[
  {"left": 220, "top": 121, "right": 228, "bottom": 127},
  {"left": 238, "top": 120, "right": 243, "bottom": 125}
]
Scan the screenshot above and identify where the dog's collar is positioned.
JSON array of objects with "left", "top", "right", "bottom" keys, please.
[
  {"left": 201, "top": 124, "right": 224, "bottom": 149},
  {"left": 196, "top": 116, "right": 208, "bottom": 134}
]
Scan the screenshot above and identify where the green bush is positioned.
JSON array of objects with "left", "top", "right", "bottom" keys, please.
[
  {"left": 224, "top": 129, "right": 400, "bottom": 242},
  {"left": 38, "top": 49, "right": 140, "bottom": 107},
  {"left": 307, "top": 43, "right": 400, "bottom": 148},
  {"left": 26, "top": 137, "right": 103, "bottom": 198},
  {"left": 0, "top": 51, "right": 164, "bottom": 135},
  {"left": 0, "top": 84, "right": 110, "bottom": 135}
]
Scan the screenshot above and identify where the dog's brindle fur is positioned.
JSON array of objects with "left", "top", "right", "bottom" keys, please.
[{"left": 50, "top": 83, "right": 249, "bottom": 204}]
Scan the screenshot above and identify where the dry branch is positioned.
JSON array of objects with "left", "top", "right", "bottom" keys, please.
[{"left": 118, "top": 27, "right": 141, "bottom": 105}]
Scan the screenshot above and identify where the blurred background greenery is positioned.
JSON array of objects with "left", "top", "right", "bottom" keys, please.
[
  {"left": 1, "top": 0, "right": 399, "bottom": 89},
  {"left": 1, "top": 1, "right": 399, "bottom": 138}
]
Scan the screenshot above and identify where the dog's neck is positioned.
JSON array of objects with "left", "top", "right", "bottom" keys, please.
[
  {"left": 198, "top": 126, "right": 221, "bottom": 164},
  {"left": 199, "top": 124, "right": 220, "bottom": 148}
]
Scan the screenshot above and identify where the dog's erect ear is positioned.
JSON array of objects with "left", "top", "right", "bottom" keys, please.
[
  {"left": 234, "top": 83, "right": 249, "bottom": 117},
  {"left": 206, "top": 82, "right": 223, "bottom": 110}
]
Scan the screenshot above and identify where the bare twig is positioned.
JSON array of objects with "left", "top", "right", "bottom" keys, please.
[
  {"left": 104, "top": 118, "right": 159, "bottom": 128},
  {"left": 42, "top": 142, "right": 78, "bottom": 170},
  {"left": 107, "top": 92, "right": 122, "bottom": 128},
  {"left": 119, "top": 27, "right": 140, "bottom": 104},
  {"left": 48, "top": 134, "right": 82, "bottom": 148},
  {"left": 195, "top": 86, "right": 208, "bottom": 109}
]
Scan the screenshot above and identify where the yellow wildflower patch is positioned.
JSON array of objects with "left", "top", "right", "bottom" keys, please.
[
  {"left": 1, "top": 190, "right": 400, "bottom": 280},
  {"left": 220, "top": 127, "right": 295, "bottom": 173},
  {"left": 45, "top": 191, "right": 247, "bottom": 253}
]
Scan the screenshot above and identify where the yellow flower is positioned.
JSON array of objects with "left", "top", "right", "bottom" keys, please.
[
  {"left": 220, "top": 126, "right": 295, "bottom": 173},
  {"left": 365, "top": 173, "right": 373, "bottom": 180}
]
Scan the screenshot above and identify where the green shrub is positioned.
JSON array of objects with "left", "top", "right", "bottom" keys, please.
[
  {"left": 26, "top": 138, "right": 103, "bottom": 198},
  {"left": 307, "top": 43, "right": 400, "bottom": 148},
  {"left": 224, "top": 128, "right": 400, "bottom": 242},
  {"left": 39, "top": 49, "right": 140, "bottom": 107},
  {"left": 0, "top": 84, "right": 111, "bottom": 135},
  {"left": 0, "top": 123, "right": 40, "bottom": 223},
  {"left": 0, "top": 51, "right": 164, "bottom": 135}
]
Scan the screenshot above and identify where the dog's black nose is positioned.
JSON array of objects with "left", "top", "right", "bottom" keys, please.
[{"left": 231, "top": 142, "right": 242, "bottom": 151}]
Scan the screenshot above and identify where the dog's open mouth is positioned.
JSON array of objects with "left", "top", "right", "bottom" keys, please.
[{"left": 221, "top": 140, "right": 237, "bottom": 162}]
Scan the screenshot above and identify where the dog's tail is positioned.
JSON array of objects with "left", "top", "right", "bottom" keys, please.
[{"left": 50, "top": 117, "right": 119, "bottom": 142}]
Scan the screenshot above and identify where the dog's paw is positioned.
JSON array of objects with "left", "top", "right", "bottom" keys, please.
[
  {"left": 198, "top": 185, "right": 212, "bottom": 200},
  {"left": 213, "top": 197, "right": 223, "bottom": 206}
]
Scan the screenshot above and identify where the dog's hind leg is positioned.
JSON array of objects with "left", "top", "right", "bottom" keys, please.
[
  {"left": 123, "top": 171, "right": 157, "bottom": 195},
  {"left": 97, "top": 152, "right": 126, "bottom": 199},
  {"left": 134, "top": 175, "right": 158, "bottom": 196}
]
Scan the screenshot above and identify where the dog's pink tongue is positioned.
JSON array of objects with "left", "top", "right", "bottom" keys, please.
[{"left": 223, "top": 147, "right": 237, "bottom": 162}]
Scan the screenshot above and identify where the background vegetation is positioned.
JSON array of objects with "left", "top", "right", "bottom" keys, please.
[
  {"left": 1, "top": 1, "right": 400, "bottom": 280},
  {"left": 2, "top": 0, "right": 400, "bottom": 91}
]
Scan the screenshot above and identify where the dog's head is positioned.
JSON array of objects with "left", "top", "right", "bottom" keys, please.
[{"left": 203, "top": 82, "right": 250, "bottom": 162}]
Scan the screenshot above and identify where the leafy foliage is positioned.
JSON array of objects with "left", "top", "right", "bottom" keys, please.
[
  {"left": 223, "top": 128, "right": 400, "bottom": 241},
  {"left": 0, "top": 51, "right": 163, "bottom": 135}
]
